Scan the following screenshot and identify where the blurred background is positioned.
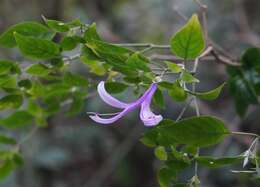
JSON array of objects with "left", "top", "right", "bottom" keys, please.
[{"left": 0, "top": 0, "right": 260, "bottom": 186}]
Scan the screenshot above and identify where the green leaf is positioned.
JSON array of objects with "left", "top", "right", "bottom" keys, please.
[
  {"left": 81, "top": 57, "right": 106, "bottom": 76},
  {"left": 0, "top": 95, "right": 23, "bottom": 110},
  {"left": 26, "top": 64, "right": 51, "bottom": 77},
  {"left": 181, "top": 70, "right": 199, "bottom": 83},
  {"left": 195, "top": 156, "right": 242, "bottom": 168},
  {"left": 158, "top": 116, "right": 229, "bottom": 147},
  {"left": 0, "top": 75, "right": 17, "bottom": 89},
  {"left": 0, "top": 60, "right": 16, "bottom": 75},
  {"left": 188, "top": 83, "right": 226, "bottom": 100},
  {"left": 14, "top": 32, "right": 60, "bottom": 60},
  {"left": 84, "top": 25, "right": 134, "bottom": 75},
  {"left": 18, "top": 79, "right": 32, "bottom": 89},
  {"left": 66, "top": 96, "right": 84, "bottom": 116},
  {"left": 166, "top": 159, "right": 190, "bottom": 172},
  {"left": 170, "top": 14, "right": 205, "bottom": 60},
  {"left": 168, "top": 81, "right": 187, "bottom": 102},
  {"left": 153, "top": 88, "right": 165, "bottom": 109},
  {"left": 158, "top": 167, "right": 176, "bottom": 187},
  {"left": 63, "top": 72, "right": 88, "bottom": 87},
  {"left": 42, "top": 17, "right": 70, "bottom": 32},
  {"left": 126, "top": 52, "right": 150, "bottom": 72},
  {"left": 227, "top": 48, "right": 260, "bottom": 117},
  {"left": 27, "top": 100, "right": 47, "bottom": 127},
  {"left": 155, "top": 146, "right": 168, "bottom": 161},
  {"left": 84, "top": 23, "right": 101, "bottom": 42},
  {"left": 27, "top": 81, "right": 45, "bottom": 97},
  {"left": 227, "top": 67, "right": 258, "bottom": 117},
  {"left": 61, "top": 36, "right": 81, "bottom": 51},
  {"left": 0, "top": 135, "right": 16, "bottom": 145},
  {"left": 0, "top": 21, "right": 55, "bottom": 48},
  {"left": 0, "top": 111, "right": 34, "bottom": 128},
  {"left": 105, "top": 82, "right": 128, "bottom": 94},
  {"left": 242, "top": 48, "right": 260, "bottom": 72},
  {"left": 12, "top": 153, "right": 24, "bottom": 167},
  {"left": 164, "top": 61, "right": 182, "bottom": 73},
  {"left": 0, "top": 160, "right": 14, "bottom": 180},
  {"left": 44, "top": 83, "right": 70, "bottom": 99},
  {"left": 140, "top": 129, "right": 158, "bottom": 147}
]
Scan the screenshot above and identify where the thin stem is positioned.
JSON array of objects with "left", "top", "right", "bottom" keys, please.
[
  {"left": 176, "top": 98, "right": 194, "bottom": 121},
  {"left": 16, "top": 126, "right": 39, "bottom": 148},
  {"left": 63, "top": 53, "right": 81, "bottom": 62},
  {"left": 231, "top": 131, "right": 260, "bottom": 138},
  {"left": 115, "top": 43, "right": 170, "bottom": 49}
]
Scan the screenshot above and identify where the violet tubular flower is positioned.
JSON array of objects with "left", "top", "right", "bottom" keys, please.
[{"left": 88, "top": 81, "right": 163, "bottom": 127}]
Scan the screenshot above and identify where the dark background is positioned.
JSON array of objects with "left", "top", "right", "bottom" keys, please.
[{"left": 0, "top": 0, "right": 260, "bottom": 186}]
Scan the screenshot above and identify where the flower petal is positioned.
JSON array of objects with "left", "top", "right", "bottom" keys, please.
[
  {"left": 97, "top": 81, "right": 129, "bottom": 109},
  {"left": 133, "top": 83, "right": 158, "bottom": 104},
  {"left": 140, "top": 84, "right": 163, "bottom": 126},
  {"left": 89, "top": 106, "right": 135, "bottom": 124}
]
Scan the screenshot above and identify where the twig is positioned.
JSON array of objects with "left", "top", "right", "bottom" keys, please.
[
  {"left": 149, "top": 54, "right": 214, "bottom": 62},
  {"left": 231, "top": 131, "right": 260, "bottom": 138},
  {"left": 16, "top": 126, "right": 39, "bottom": 148},
  {"left": 211, "top": 50, "right": 241, "bottom": 67},
  {"left": 115, "top": 43, "right": 170, "bottom": 49},
  {"left": 63, "top": 53, "right": 81, "bottom": 62},
  {"left": 193, "top": 0, "right": 208, "bottom": 43}
]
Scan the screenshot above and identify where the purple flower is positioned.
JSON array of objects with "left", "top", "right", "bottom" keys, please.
[{"left": 88, "top": 81, "right": 163, "bottom": 127}]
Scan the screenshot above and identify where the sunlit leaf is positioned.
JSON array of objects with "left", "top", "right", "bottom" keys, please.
[
  {"left": 26, "top": 64, "right": 51, "bottom": 77},
  {"left": 0, "top": 21, "right": 55, "bottom": 48},
  {"left": 126, "top": 52, "right": 150, "bottom": 72},
  {"left": 164, "top": 61, "right": 182, "bottom": 73},
  {"left": 168, "top": 81, "right": 187, "bottom": 102},
  {"left": 0, "top": 95, "right": 23, "bottom": 110},
  {"left": 181, "top": 70, "right": 199, "bottom": 83},
  {"left": 155, "top": 146, "right": 168, "bottom": 161}
]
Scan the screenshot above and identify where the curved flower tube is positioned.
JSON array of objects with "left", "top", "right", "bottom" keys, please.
[{"left": 88, "top": 81, "right": 163, "bottom": 126}]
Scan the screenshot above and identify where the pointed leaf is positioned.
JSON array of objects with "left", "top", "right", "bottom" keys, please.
[
  {"left": 170, "top": 14, "right": 205, "bottom": 60},
  {"left": 195, "top": 156, "right": 242, "bottom": 168},
  {"left": 181, "top": 70, "right": 199, "bottom": 83},
  {"left": 0, "top": 21, "right": 55, "bottom": 48},
  {"left": 164, "top": 61, "right": 182, "bottom": 73},
  {"left": 0, "top": 95, "right": 23, "bottom": 110},
  {"left": 14, "top": 33, "right": 60, "bottom": 60},
  {"left": 168, "top": 81, "right": 187, "bottom": 102},
  {"left": 158, "top": 116, "right": 229, "bottom": 147},
  {"left": 188, "top": 83, "right": 226, "bottom": 100},
  {"left": 0, "top": 111, "right": 34, "bottom": 128},
  {"left": 26, "top": 64, "right": 51, "bottom": 77}
]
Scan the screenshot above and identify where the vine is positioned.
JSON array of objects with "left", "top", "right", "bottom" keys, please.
[{"left": 0, "top": 0, "right": 259, "bottom": 186}]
